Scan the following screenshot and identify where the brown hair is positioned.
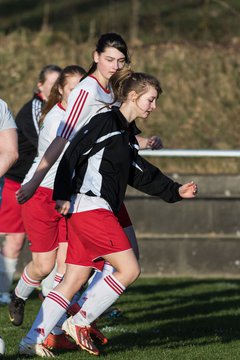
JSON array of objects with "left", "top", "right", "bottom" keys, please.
[
  {"left": 37, "top": 64, "right": 62, "bottom": 89},
  {"left": 109, "top": 67, "right": 162, "bottom": 104},
  {"left": 39, "top": 65, "right": 86, "bottom": 128}
]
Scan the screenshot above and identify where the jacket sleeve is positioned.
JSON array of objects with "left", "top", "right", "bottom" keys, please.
[
  {"left": 128, "top": 153, "right": 182, "bottom": 203},
  {"left": 53, "top": 114, "right": 112, "bottom": 201}
]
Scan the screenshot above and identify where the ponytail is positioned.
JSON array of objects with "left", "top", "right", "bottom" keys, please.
[{"left": 109, "top": 68, "right": 162, "bottom": 104}]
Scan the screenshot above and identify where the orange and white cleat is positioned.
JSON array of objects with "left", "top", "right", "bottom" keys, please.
[
  {"left": 90, "top": 321, "right": 108, "bottom": 345},
  {"left": 62, "top": 317, "right": 99, "bottom": 356},
  {"left": 43, "top": 333, "right": 78, "bottom": 350}
]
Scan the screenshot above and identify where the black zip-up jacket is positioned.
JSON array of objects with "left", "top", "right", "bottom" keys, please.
[
  {"left": 6, "top": 93, "right": 42, "bottom": 183},
  {"left": 53, "top": 106, "right": 182, "bottom": 214}
]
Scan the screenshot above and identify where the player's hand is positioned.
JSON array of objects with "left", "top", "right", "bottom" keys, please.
[
  {"left": 55, "top": 200, "right": 70, "bottom": 215},
  {"left": 146, "top": 136, "right": 163, "bottom": 150},
  {"left": 178, "top": 181, "right": 198, "bottom": 199},
  {"left": 16, "top": 181, "right": 38, "bottom": 204}
]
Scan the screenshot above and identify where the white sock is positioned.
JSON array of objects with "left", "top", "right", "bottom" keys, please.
[
  {"left": 15, "top": 267, "right": 41, "bottom": 301},
  {"left": 24, "top": 290, "right": 70, "bottom": 344},
  {"left": 78, "top": 262, "right": 115, "bottom": 307},
  {"left": 53, "top": 273, "right": 64, "bottom": 289},
  {"left": 50, "top": 287, "right": 78, "bottom": 336},
  {"left": 41, "top": 264, "right": 57, "bottom": 297},
  {"left": 73, "top": 274, "right": 125, "bottom": 326},
  {"left": 0, "top": 253, "right": 18, "bottom": 293}
]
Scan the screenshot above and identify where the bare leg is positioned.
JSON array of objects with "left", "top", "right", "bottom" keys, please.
[{"left": 0, "top": 233, "right": 25, "bottom": 299}]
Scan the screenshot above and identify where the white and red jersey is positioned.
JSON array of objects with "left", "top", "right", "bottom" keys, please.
[
  {"left": 57, "top": 75, "right": 114, "bottom": 141},
  {"left": 23, "top": 103, "right": 68, "bottom": 189}
]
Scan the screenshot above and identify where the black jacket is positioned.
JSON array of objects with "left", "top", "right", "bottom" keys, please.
[
  {"left": 53, "top": 107, "right": 182, "bottom": 214},
  {"left": 6, "top": 93, "right": 43, "bottom": 183}
]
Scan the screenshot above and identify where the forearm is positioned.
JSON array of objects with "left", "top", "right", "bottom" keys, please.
[{"left": 28, "top": 136, "right": 67, "bottom": 187}]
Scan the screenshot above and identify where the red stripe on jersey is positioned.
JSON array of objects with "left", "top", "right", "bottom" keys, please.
[
  {"left": 64, "top": 90, "right": 89, "bottom": 139},
  {"left": 62, "top": 89, "right": 85, "bottom": 138},
  {"left": 68, "top": 91, "right": 89, "bottom": 137},
  {"left": 104, "top": 275, "right": 124, "bottom": 295},
  {"left": 60, "top": 89, "right": 84, "bottom": 138},
  {"left": 60, "top": 89, "right": 89, "bottom": 139},
  {"left": 22, "top": 271, "right": 41, "bottom": 287},
  {"left": 47, "top": 291, "right": 69, "bottom": 309}
]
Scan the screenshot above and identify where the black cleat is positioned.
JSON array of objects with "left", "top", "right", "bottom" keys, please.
[{"left": 8, "top": 293, "right": 25, "bottom": 326}]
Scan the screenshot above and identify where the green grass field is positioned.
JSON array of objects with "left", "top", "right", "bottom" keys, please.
[{"left": 1, "top": 277, "right": 240, "bottom": 359}]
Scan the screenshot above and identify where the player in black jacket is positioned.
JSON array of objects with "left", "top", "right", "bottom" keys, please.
[{"left": 19, "top": 68, "right": 198, "bottom": 357}]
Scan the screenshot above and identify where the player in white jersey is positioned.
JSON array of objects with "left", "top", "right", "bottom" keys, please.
[
  {"left": 9, "top": 66, "right": 86, "bottom": 352},
  {"left": 17, "top": 32, "right": 161, "bottom": 248},
  {"left": 15, "top": 32, "right": 162, "bottom": 329}
]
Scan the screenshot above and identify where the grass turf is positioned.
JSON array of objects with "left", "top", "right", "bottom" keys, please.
[{"left": 1, "top": 277, "right": 240, "bottom": 359}]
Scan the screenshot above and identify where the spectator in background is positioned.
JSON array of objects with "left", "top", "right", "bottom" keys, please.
[{"left": 0, "top": 65, "right": 61, "bottom": 305}]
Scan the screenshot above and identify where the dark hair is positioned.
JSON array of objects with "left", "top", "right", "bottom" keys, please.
[
  {"left": 39, "top": 65, "right": 86, "bottom": 127},
  {"left": 38, "top": 64, "right": 62, "bottom": 84},
  {"left": 109, "top": 67, "right": 162, "bottom": 104},
  {"left": 86, "top": 33, "right": 130, "bottom": 76}
]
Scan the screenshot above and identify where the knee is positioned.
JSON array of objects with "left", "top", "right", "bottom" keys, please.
[
  {"left": 131, "top": 263, "right": 141, "bottom": 282},
  {"left": 123, "top": 262, "right": 141, "bottom": 286},
  {"left": 2, "top": 234, "right": 25, "bottom": 258},
  {"left": 32, "top": 259, "right": 55, "bottom": 278}
]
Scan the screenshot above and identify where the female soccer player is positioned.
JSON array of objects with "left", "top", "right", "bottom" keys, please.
[
  {"left": 9, "top": 65, "right": 86, "bottom": 351},
  {"left": 19, "top": 68, "right": 198, "bottom": 357},
  {"left": 16, "top": 32, "right": 162, "bottom": 316}
]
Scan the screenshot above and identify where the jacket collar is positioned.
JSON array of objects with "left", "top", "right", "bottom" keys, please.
[{"left": 112, "top": 106, "right": 141, "bottom": 136}]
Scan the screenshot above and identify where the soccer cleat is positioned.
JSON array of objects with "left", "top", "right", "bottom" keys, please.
[
  {"left": 66, "top": 303, "right": 107, "bottom": 345},
  {"left": 90, "top": 321, "right": 108, "bottom": 345},
  {"left": 19, "top": 339, "right": 55, "bottom": 357},
  {"left": 62, "top": 317, "right": 99, "bottom": 356},
  {"left": 8, "top": 292, "right": 25, "bottom": 326},
  {"left": 43, "top": 333, "right": 78, "bottom": 350},
  {"left": 102, "top": 306, "right": 122, "bottom": 319}
]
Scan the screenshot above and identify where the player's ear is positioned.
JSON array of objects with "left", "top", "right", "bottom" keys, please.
[
  {"left": 93, "top": 51, "right": 99, "bottom": 64},
  {"left": 58, "top": 85, "right": 63, "bottom": 96},
  {"left": 37, "top": 82, "right": 43, "bottom": 93},
  {"left": 128, "top": 90, "right": 138, "bottom": 103}
]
